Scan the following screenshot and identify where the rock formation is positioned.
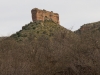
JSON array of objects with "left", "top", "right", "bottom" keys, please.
[{"left": 31, "top": 8, "right": 59, "bottom": 24}]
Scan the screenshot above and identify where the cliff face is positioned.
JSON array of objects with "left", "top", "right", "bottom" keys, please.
[{"left": 31, "top": 8, "right": 59, "bottom": 24}]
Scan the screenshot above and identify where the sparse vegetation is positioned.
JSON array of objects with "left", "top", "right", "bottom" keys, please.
[{"left": 0, "top": 20, "right": 100, "bottom": 75}]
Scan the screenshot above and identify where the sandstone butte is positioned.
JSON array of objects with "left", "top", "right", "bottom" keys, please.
[{"left": 31, "top": 8, "right": 60, "bottom": 24}]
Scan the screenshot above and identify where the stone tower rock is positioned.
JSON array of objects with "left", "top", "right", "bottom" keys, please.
[{"left": 31, "top": 8, "right": 60, "bottom": 24}]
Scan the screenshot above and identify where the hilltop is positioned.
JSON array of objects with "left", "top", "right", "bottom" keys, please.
[
  {"left": 11, "top": 20, "right": 76, "bottom": 42},
  {"left": 75, "top": 21, "right": 100, "bottom": 34},
  {"left": 0, "top": 19, "right": 99, "bottom": 75},
  {"left": 0, "top": 8, "right": 100, "bottom": 75},
  {"left": 0, "top": 19, "right": 80, "bottom": 75}
]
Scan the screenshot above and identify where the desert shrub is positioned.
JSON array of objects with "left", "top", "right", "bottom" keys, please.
[{"left": 33, "top": 27, "right": 36, "bottom": 29}]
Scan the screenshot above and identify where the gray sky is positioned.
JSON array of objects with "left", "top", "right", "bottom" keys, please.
[{"left": 0, "top": 0, "right": 100, "bottom": 36}]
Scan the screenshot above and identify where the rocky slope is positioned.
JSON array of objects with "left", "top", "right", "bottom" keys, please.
[
  {"left": 0, "top": 37, "right": 7, "bottom": 41},
  {"left": 75, "top": 21, "right": 100, "bottom": 34},
  {"left": 0, "top": 20, "right": 99, "bottom": 75}
]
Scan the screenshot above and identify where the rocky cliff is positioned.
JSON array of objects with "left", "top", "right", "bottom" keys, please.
[{"left": 31, "top": 8, "right": 59, "bottom": 24}]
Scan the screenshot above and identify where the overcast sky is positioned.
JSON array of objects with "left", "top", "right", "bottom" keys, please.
[{"left": 0, "top": 0, "right": 100, "bottom": 36}]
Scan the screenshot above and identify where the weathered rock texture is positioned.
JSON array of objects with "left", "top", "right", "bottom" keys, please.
[{"left": 31, "top": 8, "right": 59, "bottom": 24}]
